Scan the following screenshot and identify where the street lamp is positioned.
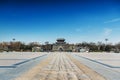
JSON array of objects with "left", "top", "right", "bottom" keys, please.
[
  {"left": 105, "top": 38, "right": 108, "bottom": 45},
  {"left": 12, "top": 38, "right": 16, "bottom": 51},
  {"left": 13, "top": 38, "right": 15, "bottom": 42},
  {"left": 105, "top": 38, "right": 108, "bottom": 52}
]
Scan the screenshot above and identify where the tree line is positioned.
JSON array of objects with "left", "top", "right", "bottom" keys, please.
[{"left": 0, "top": 41, "right": 120, "bottom": 53}]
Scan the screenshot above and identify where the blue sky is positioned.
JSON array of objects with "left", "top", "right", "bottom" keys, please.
[{"left": 0, "top": 0, "right": 120, "bottom": 44}]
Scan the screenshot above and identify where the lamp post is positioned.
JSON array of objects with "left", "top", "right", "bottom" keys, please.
[
  {"left": 12, "top": 38, "right": 15, "bottom": 51},
  {"left": 105, "top": 38, "right": 108, "bottom": 45},
  {"left": 13, "top": 38, "right": 15, "bottom": 42},
  {"left": 45, "top": 41, "right": 49, "bottom": 52},
  {"left": 105, "top": 38, "right": 108, "bottom": 51}
]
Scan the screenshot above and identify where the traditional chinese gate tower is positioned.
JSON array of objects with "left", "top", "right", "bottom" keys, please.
[{"left": 52, "top": 38, "right": 72, "bottom": 51}]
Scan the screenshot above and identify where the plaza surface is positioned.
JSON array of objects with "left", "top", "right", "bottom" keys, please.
[
  {"left": 72, "top": 52, "right": 120, "bottom": 80},
  {"left": 0, "top": 52, "right": 48, "bottom": 80},
  {"left": 0, "top": 52, "right": 120, "bottom": 80},
  {"left": 74, "top": 52, "right": 120, "bottom": 72},
  {"left": 0, "top": 52, "right": 47, "bottom": 67}
]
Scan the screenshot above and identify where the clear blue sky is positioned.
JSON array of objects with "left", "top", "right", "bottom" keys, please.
[{"left": 0, "top": 0, "right": 120, "bottom": 44}]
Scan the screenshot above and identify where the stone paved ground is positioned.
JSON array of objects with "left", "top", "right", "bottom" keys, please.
[
  {"left": 75, "top": 53, "right": 120, "bottom": 72},
  {"left": 0, "top": 52, "right": 120, "bottom": 80},
  {"left": 15, "top": 53, "right": 106, "bottom": 80},
  {"left": 0, "top": 52, "right": 47, "bottom": 66},
  {"left": 73, "top": 52, "right": 120, "bottom": 80}
]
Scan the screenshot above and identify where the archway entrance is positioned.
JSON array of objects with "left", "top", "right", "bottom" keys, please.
[
  {"left": 58, "top": 46, "right": 63, "bottom": 51},
  {"left": 59, "top": 48, "right": 63, "bottom": 51}
]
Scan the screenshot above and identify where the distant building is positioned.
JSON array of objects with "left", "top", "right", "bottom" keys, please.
[
  {"left": 32, "top": 47, "right": 43, "bottom": 52},
  {"left": 42, "top": 44, "right": 53, "bottom": 52},
  {"left": 73, "top": 44, "right": 89, "bottom": 52},
  {"left": 52, "top": 38, "right": 73, "bottom": 52},
  {"left": 32, "top": 38, "right": 89, "bottom": 52},
  {"left": 0, "top": 43, "right": 9, "bottom": 52}
]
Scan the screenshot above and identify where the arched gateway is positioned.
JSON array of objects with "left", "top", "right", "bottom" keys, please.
[
  {"left": 58, "top": 46, "right": 64, "bottom": 51},
  {"left": 52, "top": 38, "right": 71, "bottom": 51}
]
